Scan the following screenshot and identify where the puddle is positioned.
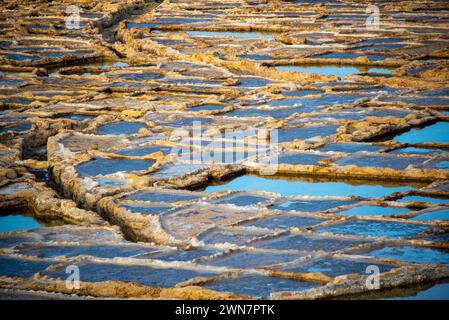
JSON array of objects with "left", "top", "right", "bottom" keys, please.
[
  {"left": 389, "top": 147, "right": 447, "bottom": 155},
  {"left": 253, "top": 233, "right": 365, "bottom": 252},
  {"left": 238, "top": 54, "right": 274, "bottom": 61},
  {"left": 397, "top": 195, "right": 449, "bottom": 204},
  {"left": 366, "top": 68, "right": 394, "bottom": 74},
  {"left": 312, "top": 52, "right": 391, "bottom": 62},
  {"left": 56, "top": 114, "right": 96, "bottom": 121},
  {"left": 0, "top": 214, "right": 41, "bottom": 233},
  {"left": 186, "top": 31, "right": 273, "bottom": 39},
  {"left": 271, "top": 199, "right": 357, "bottom": 212},
  {"left": 2, "top": 53, "right": 40, "bottom": 61},
  {"left": 235, "top": 76, "right": 272, "bottom": 88},
  {"left": 355, "top": 38, "right": 403, "bottom": 46},
  {"left": 317, "top": 220, "right": 431, "bottom": 239},
  {"left": 205, "top": 251, "right": 304, "bottom": 269},
  {"left": 16, "top": 243, "right": 159, "bottom": 259},
  {"left": 287, "top": 93, "right": 368, "bottom": 109},
  {"left": 359, "top": 44, "right": 405, "bottom": 51},
  {"left": 1, "top": 98, "right": 32, "bottom": 105},
  {"left": 226, "top": 107, "right": 304, "bottom": 119},
  {"left": 411, "top": 209, "right": 449, "bottom": 221},
  {"left": 319, "top": 143, "right": 384, "bottom": 153},
  {"left": 45, "top": 262, "right": 215, "bottom": 288},
  {"left": 364, "top": 246, "right": 449, "bottom": 265},
  {"left": 394, "top": 122, "right": 449, "bottom": 144},
  {"left": 243, "top": 215, "right": 325, "bottom": 230},
  {"left": 118, "top": 73, "right": 163, "bottom": 81},
  {"left": 155, "top": 17, "right": 213, "bottom": 24},
  {"left": 336, "top": 205, "right": 410, "bottom": 217},
  {"left": 276, "top": 65, "right": 394, "bottom": 78},
  {"left": 188, "top": 104, "right": 225, "bottom": 112},
  {"left": 385, "top": 281, "right": 449, "bottom": 300},
  {"left": 215, "top": 194, "right": 268, "bottom": 206},
  {"left": 203, "top": 175, "right": 417, "bottom": 197},
  {"left": 163, "top": 116, "right": 213, "bottom": 128},
  {"left": 267, "top": 98, "right": 308, "bottom": 108},
  {"left": 141, "top": 248, "right": 216, "bottom": 262},
  {"left": 76, "top": 158, "right": 154, "bottom": 178},
  {"left": 0, "top": 122, "right": 32, "bottom": 134},
  {"left": 163, "top": 78, "right": 222, "bottom": 86},
  {"left": 203, "top": 274, "right": 319, "bottom": 298},
  {"left": 283, "top": 89, "right": 322, "bottom": 97},
  {"left": 124, "top": 190, "right": 200, "bottom": 203},
  {"left": 276, "top": 125, "right": 339, "bottom": 142},
  {"left": 0, "top": 256, "right": 52, "bottom": 278},
  {"left": 335, "top": 154, "right": 426, "bottom": 170},
  {"left": 115, "top": 145, "right": 171, "bottom": 156},
  {"left": 121, "top": 204, "right": 173, "bottom": 215},
  {"left": 198, "top": 228, "right": 268, "bottom": 246},
  {"left": 96, "top": 122, "right": 147, "bottom": 136},
  {"left": 150, "top": 163, "right": 206, "bottom": 179},
  {"left": 125, "top": 22, "right": 157, "bottom": 29},
  {"left": 281, "top": 258, "right": 396, "bottom": 277},
  {"left": 277, "top": 153, "right": 327, "bottom": 165},
  {"left": 275, "top": 65, "right": 360, "bottom": 78},
  {"left": 381, "top": 96, "right": 449, "bottom": 106}
]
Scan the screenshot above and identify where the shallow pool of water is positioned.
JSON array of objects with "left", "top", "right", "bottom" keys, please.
[
  {"left": 76, "top": 158, "right": 154, "bottom": 178},
  {"left": 411, "top": 209, "right": 449, "bottom": 221},
  {"left": 275, "top": 65, "right": 360, "bottom": 78},
  {"left": 203, "top": 274, "right": 319, "bottom": 298},
  {"left": 96, "top": 121, "right": 147, "bottom": 136},
  {"left": 203, "top": 175, "right": 418, "bottom": 197},
  {"left": 336, "top": 205, "right": 410, "bottom": 217},
  {"left": 397, "top": 195, "right": 449, "bottom": 204},
  {"left": 394, "top": 122, "right": 449, "bottom": 144},
  {"left": 275, "top": 65, "right": 393, "bottom": 78},
  {"left": 317, "top": 220, "right": 430, "bottom": 239},
  {"left": 187, "top": 31, "right": 273, "bottom": 39},
  {"left": 364, "top": 246, "right": 449, "bottom": 264},
  {"left": 0, "top": 214, "right": 41, "bottom": 233},
  {"left": 385, "top": 281, "right": 449, "bottom": 300}
]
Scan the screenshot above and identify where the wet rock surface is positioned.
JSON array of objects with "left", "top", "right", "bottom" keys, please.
[{"left": 1, "top": 0, "right": 449, "bottom": 300}]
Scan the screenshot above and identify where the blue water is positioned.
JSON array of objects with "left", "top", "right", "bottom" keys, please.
[
  {"left": 397, "top": 195, "right": 449, "bottom": 204},
  {"left": 275, "top": 65, "right": 359, "bottom": 78},
  {"left": 365, "top": 246, "right": 449, "bottom": 265},
  {"left": 0, "top": 215, "right": 41, "bottom": 233},
  {"left": 275, "top": 65, "right": 393, "bottom": 78},
  {"left": 387, "top": 282, "right": 449, "bottom": 300},
  {"left": 394, "top": 122, "right": 449, "bottom": 144},
  {"left": 411, "top": 209, "right": 449, "bottom": 221},
  {"left": 337, "top": 205, "right": 410, "bottom": 217},
  {"left": 187, "top": 31, "right": 273, "bottom": 39},
  {"left": 204, "top": 175, "right": 415, "bottom": 197},
  {"left": 368, "top": 68, "right": 394, "bottom": 74}
]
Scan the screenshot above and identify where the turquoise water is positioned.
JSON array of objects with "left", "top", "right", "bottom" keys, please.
[
  {"left": 411, "top": 209, "right": 449, "bottom": 221},
  {"left": 337, "top": 205, "right": 410, "bottom": 217},
  {"left": 187, "top": 31, "right": 273, "bottom": 39},
  {"left": 275, "top": 65, "right": 359, "bottom": 78},
  {"left": 0, "top": 215, "right": 41, "bottom": 233},
  {"left": 203, "top": 175, "right": 417, "bottom": 197},
  {"left": 368, "top": 68, "right": 394, "bottom": 74},
  {"left": 394, "top": 122, "right": 449, "bottom": 144},
  {"left": 274, "top": 65, "right": 392, "bottom": 78},
  {"left": 398, "top": 195, "right": 449, "bottom": 204}
]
